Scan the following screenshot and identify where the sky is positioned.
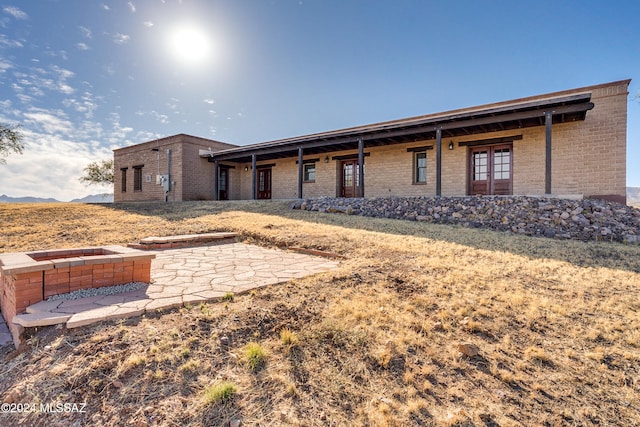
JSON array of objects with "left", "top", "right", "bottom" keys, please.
[{"left": 0, "top": 0, "right": 638, "bottom": 201}]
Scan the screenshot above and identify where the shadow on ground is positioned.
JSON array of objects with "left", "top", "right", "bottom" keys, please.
[{"left": 104, "top": 200, "right": 640, "bottom": 274}]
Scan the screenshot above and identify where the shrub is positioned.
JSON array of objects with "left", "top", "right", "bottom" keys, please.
[
  {"left": 204, "top": 382, "right": 237, "bottom": 404},
  {"left": 280, "top": 328, "right": 299, "bottom": 346},
  {"left": 244, "top": 342, "right": 266, "bottom": 371}
]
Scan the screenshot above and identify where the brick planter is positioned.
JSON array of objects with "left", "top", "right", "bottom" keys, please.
[{"left": 0, "top": 245, "right": 155, "bottom": 347}]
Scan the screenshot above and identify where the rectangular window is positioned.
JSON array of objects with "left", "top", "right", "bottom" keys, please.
[
  {"left": 303, "top": 163, "right": 316, "bottom": 182},
  {"left": 133, "top": 165, "right": 143, "bottom": 191},
  {"left": 415, "top": 152, "right": 427, "bottom": 183},
  {"left": 120, "top": 168, "right": 127, "bottom": 192}
]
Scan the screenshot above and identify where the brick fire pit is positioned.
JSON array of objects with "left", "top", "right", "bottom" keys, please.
[{"left": 0, "top": 245, "right": 155, "bottom": 346}]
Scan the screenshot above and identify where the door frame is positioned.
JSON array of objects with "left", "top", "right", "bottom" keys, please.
[
  {"left": 340, "top": 159, "right": 361, "bottom": 198},
  {"left": 218, "top": 168, "right": 229, "bottom": 200},
  {"left": 468, "top": 143, "right": 513, "bottom": 196},
  {"left": 256, "top": 167, "right": 272, "bottom": 199}
]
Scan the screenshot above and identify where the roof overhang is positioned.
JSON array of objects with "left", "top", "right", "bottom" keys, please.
[{"left": 204, "top": 92, "right": 594, "bottom": 163}]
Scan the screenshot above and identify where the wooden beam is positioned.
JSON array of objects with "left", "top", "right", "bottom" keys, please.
[
  {"left": 297, "top": 146, "right": 303, "bottom": 199},
  {"left": 458, "top": 135, "right": 523, "bottom": 147},
  {"left": 213, "top": 159, "right": 219, "bottom": 201},
  {"left": 295, "top": 158, "right": 320, "bottom": 164},
  {"left": 358, "top": 137, "right": 365, "bottom": 198},
  {"left": 406, "top": 145, "right": 434, "bottom": 152},
  {"left": 251, "top": 154, "right": 257, "bottom": 200},
  {"left": 331, "top": 152, "right": 371, "bottom": 161},
  {"left": 545, "top": 111, "right": 552, "bottom": 194},
  {"left": 210, "top": 100, "right": 593, "bottom": 162},
  {"left": 435, "top": 126, "right": 442, "bottom": 196}
]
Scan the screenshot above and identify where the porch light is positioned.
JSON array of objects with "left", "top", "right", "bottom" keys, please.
[
  {"left": 324, "top": 156, "right": 329, "bottom": 163},
  {"left": 244, "top": 166, "right": 249, "bottom": 171},
  {"left": 448, "top": 141, "right": 454, "bottom": 150}
]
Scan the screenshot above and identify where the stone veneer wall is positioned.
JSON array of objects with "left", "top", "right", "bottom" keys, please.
[{"left": 291, "top": 196, "right": 640, "bottom": 244}]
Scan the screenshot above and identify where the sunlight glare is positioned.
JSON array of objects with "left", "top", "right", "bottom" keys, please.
[{"left": 168, "top": 24, "right": 211, "bottom": 65}]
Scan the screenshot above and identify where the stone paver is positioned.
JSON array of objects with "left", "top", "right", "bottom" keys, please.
[{"left": 8, "top": 242, "right": 339, "bottom": 336}]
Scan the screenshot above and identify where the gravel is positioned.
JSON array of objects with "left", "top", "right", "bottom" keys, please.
[
  {"left": 47, "top": 282, "right": 147, "bottom": 301},
  {"left": 291, "top": 196, "right": 640, "bottom": 244}
]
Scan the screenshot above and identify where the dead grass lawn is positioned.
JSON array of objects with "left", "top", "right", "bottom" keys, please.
[{"left": 1, "top": 201, "right": 639, "bottom": 426}]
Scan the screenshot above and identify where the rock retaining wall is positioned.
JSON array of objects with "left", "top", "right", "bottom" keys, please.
[{"left": 290, "top": 196, "right": 640, "bottom": 244}]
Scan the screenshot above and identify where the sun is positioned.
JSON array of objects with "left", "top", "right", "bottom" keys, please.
[{"left": 168, "top": 24, "right": 211, "bottom": 65}]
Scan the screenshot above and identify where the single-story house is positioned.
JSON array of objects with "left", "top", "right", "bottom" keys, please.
[{"left": 113, "top": 79, "right": 630, "bottom": 204}]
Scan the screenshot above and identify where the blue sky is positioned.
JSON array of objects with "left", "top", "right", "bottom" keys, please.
[{"left": 0, "top": 0, "right": 638, "bottom": 201}]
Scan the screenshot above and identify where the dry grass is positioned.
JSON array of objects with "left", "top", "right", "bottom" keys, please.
[{"left": 0, "top": 200, "right": 639, "bottom": 426}]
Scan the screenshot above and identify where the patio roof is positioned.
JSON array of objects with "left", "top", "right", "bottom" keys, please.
[{"left": 203, "top": 90, "right": 594, "bottom": 163}]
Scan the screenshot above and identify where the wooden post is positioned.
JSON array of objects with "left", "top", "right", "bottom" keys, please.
[
  {"left": 251, "top": 154, "right": 257, "bottom": 200},
  {"left": 545, "top": 111, "right": 552, "bottom": 195},
  {"left": 297, "top": 146, "right": 304, "bottom": 199},
  {"left": 213, "top": 158, "right": 219, "bottom": 201},
  {"left": 435, "top": 126, "right": 442, "bottom": 196},
  {"left": 358, "top": 137, "right": 365, "bottom": 197}
]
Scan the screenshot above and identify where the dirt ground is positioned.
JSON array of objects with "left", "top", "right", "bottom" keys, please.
[{"left": 1, "top": 201, "right": 639, "bottom": 426}]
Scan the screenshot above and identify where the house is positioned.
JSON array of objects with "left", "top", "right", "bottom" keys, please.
[{"left": 113, "top": 79, "right": 630, "bottom": 204}]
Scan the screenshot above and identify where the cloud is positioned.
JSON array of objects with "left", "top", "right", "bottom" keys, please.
[
  {"left": 143, "top": 21, "right": 154, "bottom": 28},
  {"left": 76, "top": 42, "right": 90, "bottom": 51},
  {"left": 62, "top": 91, "right": 99, "bottom": 119},
  {"left": 0, "top": 58, "right": 12, "bottom": 72},
  {"left": 151, "top": 111, "right": 169, "bottom": 124},
  {"left": 0, "top": 131, "right": 113, "bottom": 201},
  {"left": 102, "top": 4, "right": 110, "bottom": 11},
  {"left": 0, "top": 34, "right": 23, "bottom": 48},
  {"left": 79, "top": 26, "right": 92, "bottom": 39},
  {"left": 203, "top": 98, "right": 215, "bottom": 104},
  {"left": 113, "top": 33, "right": 131, "bottom": 45},
  {"left": 3, "top": 6, "right": 28, "bottom": 20},
  {"left": 128, "top": 2, "right": 136, "bottom": 13},
  {"left": 23, "top": 108, "right": 74, "bottom": 135},
  {"left": 10, "top": 65, "right": 76, "bottom": 98}
]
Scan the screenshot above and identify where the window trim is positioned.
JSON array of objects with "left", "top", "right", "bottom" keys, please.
[
  {"left": 120, "top": 167, "right": 128, "bottom": 192},
  {"left": 133, "top": 165, "right": 144, "bottom": 192},
  {"left": 303, "top": 162, "right": 316, "bottom": 183},
  {"left": 414, "top": 151, "right": 427, "bottom": 185}
]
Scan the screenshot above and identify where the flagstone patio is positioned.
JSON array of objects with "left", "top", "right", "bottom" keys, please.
[{"left": 3, "top": 242, "right": 339, "bottom": 348}]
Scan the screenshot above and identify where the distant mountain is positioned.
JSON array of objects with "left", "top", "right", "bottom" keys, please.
[
  {"left": 70, "top": 193, "right": 114, "bottom": 203},
  {"left": 628, "top": 187, "right": 640, "bottom": 206},
  {"left": 0, "top": 194, "right": 60, "bottom": 203}
]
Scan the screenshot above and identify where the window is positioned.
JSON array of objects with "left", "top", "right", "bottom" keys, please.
[
  {"left": 219, "top": 169, "right": 227, "bottom": 191},
  {"left": 303, "top": 163, "right": 316, "bottom": 182},
  {"left": 133, "top": 165, "right": 143, "bottom": 191},
  {"left": 415, "top": 152, "right": 427, "bottom": 183},
  {"left": 493, "top": 148, "right": 511, "bottom": 180},
  {"left": 120, "top": 168, "right": 127, "bottom": 192},
  {"left": 473, "top": 151, "right": 488, "bottom": 181}
]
